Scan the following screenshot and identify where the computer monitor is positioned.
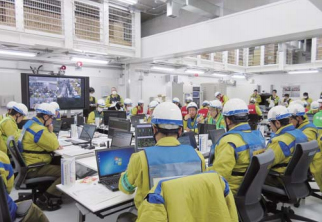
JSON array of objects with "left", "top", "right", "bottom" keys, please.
[
  {"left": 208, "top": 129, "right": 225, "bottom": 145},
  {"left": 95, "top": 147, "right": 135, "bottom": 177},
  {"left": 111, "top": 130, "right": 133, "bottom": 148},
  {"left": 178, "top": 132, "right": 197, "bottom": 148},
  {"left": 135, "top": 124, "right": 155, "bottom": 152},
  {"left": 79, "top": 124, "right": 96, "bottom": 140},
  {"left": 198, "top": 123, "right": 217, "bottom": 135},
  {"left": 77, "top": 115, "right": 84, "bottom": 126},
  {"left": 103, "top": 110, "right": 126, "bottom": 125},
  {"left": 130, "top": 114, "right": 146, "bottom": 126},
  {"left": 108, "top": 117, "right": 131, "bottom": 139},
  {"left": 53, "top": 120, "right": 62, "bottom": 133},
  {"left": 61, "top": 117, "right": 74, "bottom": 130}
]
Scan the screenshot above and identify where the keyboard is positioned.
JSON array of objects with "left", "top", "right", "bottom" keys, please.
[{"left": 99, "top": 177, "right": 120, "bottom": 191}]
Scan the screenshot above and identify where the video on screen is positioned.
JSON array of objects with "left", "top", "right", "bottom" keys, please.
[
  {"left": 137, "top": 138, "right": 155, "bottom": 149},
  {"left": 29, "top": 76, "right": 84, "bottom": 110}
]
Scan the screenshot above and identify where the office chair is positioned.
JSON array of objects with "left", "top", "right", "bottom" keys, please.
[
  {"left": 6, "top": 136, "right": 56, "bottom": 203},
  {"left": 234, "top": 149, "right": 275, "bottom": 222},
  {"left": 261, "top": 141, "right": 319, "bottom": 222},
  {"left": 0, "top": 177, "right": 33, "bottom": 222}
]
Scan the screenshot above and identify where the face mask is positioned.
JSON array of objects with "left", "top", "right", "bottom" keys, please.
[
  {"left": 112, "top": 91, "right": 117, "bottom": 95},
  {"left": 304, "top": 96, "right": 308, "bottom": 99},
  {"left": 97, "top": 107, "right": 103, "bottom": 112}
]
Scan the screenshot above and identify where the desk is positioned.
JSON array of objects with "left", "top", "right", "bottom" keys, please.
[
  {"left": 76, "top": 156, "right": 97, "bottom": 171},
  {"left": 57, "top": 179, "right": 134, "bottom": 222}
]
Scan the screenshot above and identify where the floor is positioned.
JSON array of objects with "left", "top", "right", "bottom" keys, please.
[{"left": 10, "top": 183, "right": 322, "bottom": 222}]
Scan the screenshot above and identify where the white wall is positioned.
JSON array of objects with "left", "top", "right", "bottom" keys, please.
[{"left": 0, "top": 60, "right": 123, "bottom": 113}]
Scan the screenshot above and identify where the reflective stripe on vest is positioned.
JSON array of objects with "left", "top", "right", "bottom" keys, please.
[
  {"left": 300, "top": 122, "right": 318, "bottom": 136},
  {"left": 18, "top": 117, "right": 43, "bottom": 153},
  {"left": 144, "top": 145, "right": 202, "bottom": 189},
  {"left": 248, "top": 104, "right": 257, "bottom": 115},
  {"left": 146, "top": 171, "right": 230, "bottom": 205},
  {"left": 209, "top": 124, "right": 265, "bottom": 166}
]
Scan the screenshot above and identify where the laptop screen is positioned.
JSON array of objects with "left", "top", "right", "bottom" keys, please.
[
  {"left": 96, "top": 147, "right": 135, "bottom": 177},
  {"left": 79, "top": 124, "right": 96, "bottom": 140}
]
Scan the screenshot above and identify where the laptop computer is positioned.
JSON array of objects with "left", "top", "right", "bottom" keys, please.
[
  {"left": 111, "top": 130, "right": 133, "bottom": 148},
  {"left": 95, "top": 147, "right": 135, "bottom": 191},
  {"left": 178, "top": 132, "right": 197, "bottom": 148},
  {"left": 208, "top": 129, "right": 225, "bottom": 145},
  {"left": 66, "top": 124, "right": 96, "bottom": 145},
  {"left": 53, "top": 120, "right": 62, "bottom": 134}
]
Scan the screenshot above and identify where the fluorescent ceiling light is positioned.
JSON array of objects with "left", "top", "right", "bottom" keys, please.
[
  {"left": 71, "top": 57, "right": 108, "bottom": 65},
  {"left": 0, "top": 50, "right": 37, "bottom": 57},
  {"left": 212, "top": 73, "right": 227, "bottom": 77},
  {"left": 151, "top": 66, "right": 175, "bottom": 72},
  {"left": 231, "top": 74, "right": 246, "bottom": 79},
  {"left": 185, "top": 69, "right": 205, "bottom": 74},
  {"left": 116, "top": 0, "right": 138, "bottom": 5},
  {"left": 288, "top": 70, "right": 319, "bottom": 74}
]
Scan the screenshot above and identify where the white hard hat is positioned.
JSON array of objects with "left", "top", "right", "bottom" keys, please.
[
  {"left": 185, "top": 97, "right": 192, "bottom": 102},
  {"left": 6, "top": 101, "right": 17, "bottom": 109},
  {"left": 288, "top": 104, "right": 306, "bottom": 117},
  {"left": 154, "top": 98, "right": 162, "bottom": 104},
  {"left": 36, "top": 103, "right": 55, "bottom": 116},
  {"left": 97, "top": 99, "right": 105, "bottom": 108},
  {"left": 172, "top": 97, "right": 180, "bottom": 103},
  {"left": 151, "top": 102, "right": 183, "bottom": 129},
  {"left": 187, "top": 102, "right": 198, "bottom": 110},
  {"left": 209, "top": 100, "right": 222, "bottom": 109},
  {"left": 149, "top": 100, "right": 159, "bottom": 109},
  {"left": 215, "top": 92, "right": 221, "bottom": 97},
  {"left": 289, "top": 100, "right": 304, "bottom": 107},
  {"left": 13, "top": 103, "right": 28, "bottom": 116},
  {"left": 49, "top": 102, "right": 60, "bottom": 111},
  {"left": 202, "top": 100, "right": 209, "bottom": 106},
  {"left": 124, "top": 98, "right": 132, "bottom": 105},
  {"left": 250, "top": 98, "right": 256, "bottom": 103},
  {"left": 222, "top": 98, "right": 248, "bottom": 116},
  {"left": 138, "top": 99, "right": 144, "bottom": 104},
  {"left": 267, "top": 105, "right": 291, "bottom": 121},
  {"left": 311, "top": 101, "right": 319, "bottom": 110}
]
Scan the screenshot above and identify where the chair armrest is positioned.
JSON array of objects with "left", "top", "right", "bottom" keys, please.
[
  {"left": 28, "top": 162, "right": 47, "bottom": 169},
  {"left": 268, "top": 169, "right": 281, "bottom": 177}
]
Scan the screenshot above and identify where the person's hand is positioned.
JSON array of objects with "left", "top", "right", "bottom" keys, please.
[
  {"left": 57, "top": 146, "right": 63, "bottom": 150},
  {"left": 186, "top": 128, "right": 191, "bottom": 132},
  {"left": 184, "top": 114, "right": 191, "bottom": 121},
  {"left": 197, "top": 116, "right": 203, "bottom": 123},
  {"left": 48, "top": 124, "right": 54, "bottom": 133}
]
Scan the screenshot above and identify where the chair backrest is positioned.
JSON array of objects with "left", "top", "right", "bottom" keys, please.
[
  {"left": 6, "top": 136, "right": 28, "bottom": 189},
  {"left": 235, "top": 149, "right": 275, "bottom": 222},
  {"left": 0, "top": 177, "right": 12, "bottom": 222},
  {"left": 139, "top": 172, "right": 238, "bottom": 222},
  {"left": 283, "top": 140, "right": 319, "bottom": 201}
]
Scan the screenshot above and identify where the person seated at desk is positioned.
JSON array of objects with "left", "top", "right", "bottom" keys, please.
[
  {"left": 204, "top": 100, "right": 225, "bottom": 129},
  {"left": 0, "top": 150, "right": 49, "bottom": 222},
  {"left": 145, "top": 100, "right": 159, "bottom": 123},
  {"left": 131, "top": 100, "right": 144, "bottom": 116},
  {"left": 49, "top": 102, "right": 61, "bottom": 120},
  {"left": 0, "top": 101, "right": 16, "bottom": 122},
  {"left": 307, "top": 101, "right": 319, "bottom": 114},
  {"left": 118, "top": 102, "right": 206, "bottom": 213},
  {"left": 123, "top": 98, "right": 133, "bottom": 117},
  {"left": 87, "top": 99, "right": 105, "bottom": 124},
  {"left": 248, "top": 98, "right": 263, "bottom": 130},
  {"left": 0, "top": 103, "right": 28, "bottom": 154},
  {"left": 289, "top": 104, "right": 322, "bottom": 192},
  {"left": 19, "top": 103, "right": 63, "bottom": 211},
  {"left": 208, "top": 98, "right": 266, "bottom": 195},
  {"left": 265, "top": 106, "right": 307, "bottom": 187},
  {"left": 198, "top": 100, "right": 209, "bottom": 118},
  {"left": 183, "top": 102, "right": 203, "bottom": 133}
]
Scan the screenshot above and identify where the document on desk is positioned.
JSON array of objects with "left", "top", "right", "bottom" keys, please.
[
  {"left": 55, "top": 145, "right": 94, "bottom": 157},
  {"left": 72, "top": 186, "right": 120, "bottom": 205}
]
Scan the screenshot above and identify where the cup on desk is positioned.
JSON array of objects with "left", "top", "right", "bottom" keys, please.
[
  {"left": 95, "top": 117, "right": 100, "bottom": 127},
  {"left": 71, "top": 124, "right": 78, "bottom": 138}
]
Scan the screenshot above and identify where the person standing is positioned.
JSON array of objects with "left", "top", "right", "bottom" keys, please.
[
  {"left": 105, "top": 87, "right": 124, "bottom": 107},
  {"left": 302, "top": 92, "right": 313, "bottom": 111},
  {"left": 268, "top": 89, "right": 280, "bottom": 107},
  {"left": 215, "top": 92, "right": 229, "bottom": 106}
]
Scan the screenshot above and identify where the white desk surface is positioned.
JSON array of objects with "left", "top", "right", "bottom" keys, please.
[
  {"left": 57, "top": 179, "right": 134, "bottom": 213},
  {"left": 76, "top": 156, "right": 97, "bottom": 171}
]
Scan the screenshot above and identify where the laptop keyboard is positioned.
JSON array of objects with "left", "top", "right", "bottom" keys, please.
[{"left": 100, "top": 176, "right": 120, "bottom": 191}]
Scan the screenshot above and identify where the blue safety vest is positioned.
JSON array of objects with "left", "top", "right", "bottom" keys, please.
[
  {"left": 299, "top": 122, "right": 318, "bottom": 137},
  {"left": 144, "top": 145, "right": 202, "bottom": 189},
  {"left": 187, "top": 115, "right": 199, "bottom": 131},
  {"left": 18, "top": 117, "right": 44, "bottom": 153},
  {"left": 209, "top": 123, "right": 265, "bottom": 166}
]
